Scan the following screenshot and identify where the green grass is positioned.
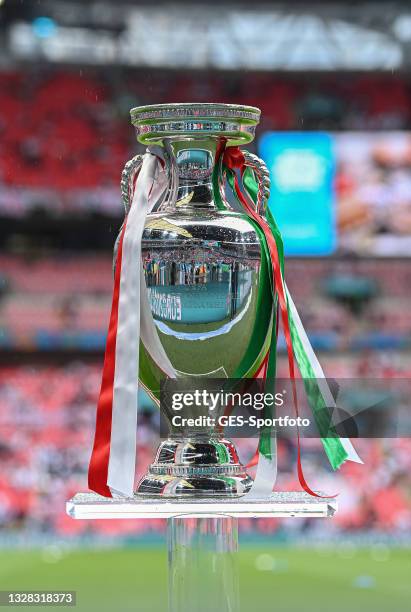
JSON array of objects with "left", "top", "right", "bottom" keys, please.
[{"left": 0, "top": 547, "right": 409, "bottom": 611}]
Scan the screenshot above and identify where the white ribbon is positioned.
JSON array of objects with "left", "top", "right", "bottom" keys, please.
[
  {"left": 246, "top": 313, "right": 278, "bottom": 499},
  {"left": 285, "top": 284, "right": 363, "bottom": 465},
  {"left": 246, "top": 441, "right": 277, "bottom": 498},
  {"left": 107, "top": 152, "right": 169, "bottom": 496}
]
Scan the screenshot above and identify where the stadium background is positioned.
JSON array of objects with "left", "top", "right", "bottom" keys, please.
[{"left": 0, "top": 1, "right": 410, "bottom": 610}]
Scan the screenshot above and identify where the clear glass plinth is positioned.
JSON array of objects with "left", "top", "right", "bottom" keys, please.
[
  {"left": 66, "top": 491, "right": 337, "bottom": 519},
  {"left": 168, "top": 516, "right": 238, "bottom": 612}
]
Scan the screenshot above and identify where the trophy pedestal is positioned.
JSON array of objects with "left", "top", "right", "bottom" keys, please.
[
  {"left": 136, "top": 436, "right": 253, "bottom": 499},
  {"left": 168, "top": 516, "right": 238, "bottom": 612},
  {"left": 67, "top": 492, "right": 336, "bottom": 612},
  {"left": 135, "top": 438, "right": 253, "bottom": 497}
]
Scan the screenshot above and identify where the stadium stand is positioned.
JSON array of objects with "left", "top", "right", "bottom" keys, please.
[
  {"left": 1, "top": 69, "right": 411, "bottom": 216},
  {"left": 0, "top": 359, "right": 410, "bottom": 537},
  {"left": 1, "top": 66, "right": 410, "bottom": 539},
  {"left": 1, "top": 256, "right": 410, "bottom": 351}
]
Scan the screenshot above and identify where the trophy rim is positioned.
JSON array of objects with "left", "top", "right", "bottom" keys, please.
[{"left": 130, "top": 102, "right": 261, "bottom": 146}]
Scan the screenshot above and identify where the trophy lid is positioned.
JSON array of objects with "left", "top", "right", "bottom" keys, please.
[{"left": 130, "top": 103, "right": 261, "bottom": 146}]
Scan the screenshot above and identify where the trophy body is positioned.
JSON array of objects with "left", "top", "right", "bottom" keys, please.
[{"left": 122, "top": 104, "right": 272, "bottom": 497}]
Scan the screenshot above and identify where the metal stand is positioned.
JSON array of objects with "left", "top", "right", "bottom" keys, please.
[
  {"left": 67, "top": 493, "right": 336, "bottom": 612},
  {"left": 168, "top": 516, "right": 238, "bottom": 612}
]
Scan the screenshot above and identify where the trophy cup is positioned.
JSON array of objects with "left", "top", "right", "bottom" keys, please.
[{"left": 117, "top": 103, "right": 273, "bottom": 497}]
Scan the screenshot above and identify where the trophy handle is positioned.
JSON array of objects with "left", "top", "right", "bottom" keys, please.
[
  {"left": 120, "top": 154, "right": 145, "bottom": 214},
  {"left": 114, "top": 147, "right": 178, "bottom": 269},
  {"left": 242, "top": 151, "right": 271, "bottom": 216},
  {"left": 121, "top": 145, "right": 178, "bottom": 215},
  {"left": 113, "top": 155, "right": 145, "bottom": 270}
]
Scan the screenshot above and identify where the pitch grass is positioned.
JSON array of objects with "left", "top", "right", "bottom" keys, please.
[{"left": 0, "top": 547, "right": 410, "bottom": 611}]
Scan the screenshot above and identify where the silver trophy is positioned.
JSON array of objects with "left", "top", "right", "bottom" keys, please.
[{"left": 117, "top": 104, "right": 273, "bottom": 497}]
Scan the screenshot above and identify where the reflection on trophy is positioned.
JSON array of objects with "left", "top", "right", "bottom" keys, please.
[{"left": 119, "top": 104, "right": 273, "bottom": 497}]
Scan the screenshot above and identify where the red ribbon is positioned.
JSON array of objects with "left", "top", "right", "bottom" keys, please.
[
  {"left": 223, "top": 145, "right": 330, "bottom": 498},
  {"left": 88, "top": 158, "right": 145, "bottom": 497},
  {"left": 88, "top": 222, "right": 127, "bottom": 497}
]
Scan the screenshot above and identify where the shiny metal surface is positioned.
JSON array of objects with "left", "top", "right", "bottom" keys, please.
[
  {"left": 242, "top": 150, "right": 271, "bottom": 216},
  {"left": 138, "top": 439, "right": 252, "bottom": 497},
  {"left": 137, "top": 472, "right": 252, "bottom": 497},
  {"left": 120, "top": 104, "right": 272, "bottom": 498},
  {"left": 131, "top": 103, "right": 260, "bottom": 146},
  {"left": 120, "top": 154, "right": 144, "bottom": 214},
  {"left": 141, "top": 210, "right": 266, "bottom": 378}
]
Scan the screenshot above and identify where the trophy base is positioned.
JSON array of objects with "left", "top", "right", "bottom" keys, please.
[
  {"left": 135, "top": 438, "right": 253, "bottom": 498},
  {"left": 136, "top": 472, "right": 253, "bottom": 497}
]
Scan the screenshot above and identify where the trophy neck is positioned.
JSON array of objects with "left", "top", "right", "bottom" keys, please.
[
  {"left": 165, "top": 137, "right": 218, "bottom": 210},
  {"left": 131, "top": 103, "right": 261, "bottom": 212}
]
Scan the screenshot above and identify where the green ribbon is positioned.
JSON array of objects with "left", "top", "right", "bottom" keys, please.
[{"left": 223, "top": 159, "right": 350, "bottom": 470}]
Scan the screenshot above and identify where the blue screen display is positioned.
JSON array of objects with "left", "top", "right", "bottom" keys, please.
[{"left": 259, "top": 132, "right": 336, "bottom": 256}]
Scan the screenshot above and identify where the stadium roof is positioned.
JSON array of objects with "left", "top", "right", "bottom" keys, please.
[{"left": 2, "top": 1, "right": 411, "bottom": 71}]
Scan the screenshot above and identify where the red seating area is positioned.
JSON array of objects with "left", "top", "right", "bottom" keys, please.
[
  {"left": 286, "top": 259, "right": 411, "bottom": 342},
  {"left": 0, "top": 255, "right": 112, "bottom": 294},
  {"left": 1, "top": 256, "right": 410, "bottom": 350},
  {"left": 0, "top": 359, "right": 410, "bottom": 536},
  {"left": 0, "top": 71, "right": 128, "bottom": 191},
  {"left": 0, "top": 256, "right": 113, "bottom": 347},
  {"left": 1, "top": 69, "right": 411, "bottom": 202}
]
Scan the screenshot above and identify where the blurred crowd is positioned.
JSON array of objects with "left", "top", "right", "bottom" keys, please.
[
  {"left": 0, "top": 360, "right": 410, "bottom": 538},
  {"left": 0, "top": 65, "right": 410, "bottom": 541},
  {"left": 1, "top": 256, "right": 410, "bottom": 352},
  {"left": 1, "top": 69, "right": 411, "bottom": 215}
]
